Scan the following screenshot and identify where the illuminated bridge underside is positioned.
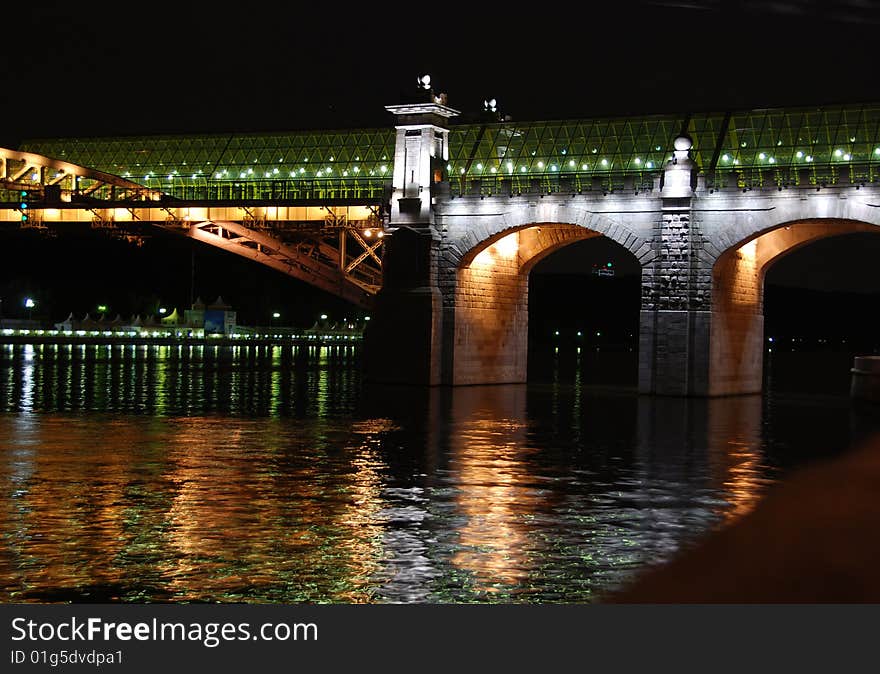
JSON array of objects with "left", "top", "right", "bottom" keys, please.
[
  {"left": 453, "top": 225, "right": 598, "bottom": 385},
  {"left": 709, "top": 218, "right": 880, "bottom": 396},
  {"left": 179, "top": 220, "right": 377, "bottom": 309},
  {"left": 0, "top": 148, "right": 382, "bottom": 308}
]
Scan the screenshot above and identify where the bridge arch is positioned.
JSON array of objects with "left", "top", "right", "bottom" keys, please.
[
  {"left": 709, "top": 217, "right": 880, "bottom": 395},
  {"left": 443, "top": 207, "right": 653, "bottom": 271},
  {"left": 449, "top": 221, "right": 643, "bottom": 385}
]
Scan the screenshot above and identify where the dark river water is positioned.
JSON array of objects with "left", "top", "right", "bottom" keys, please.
[{"left": 1, "top": 342, "right": 878, "bottom": 604}]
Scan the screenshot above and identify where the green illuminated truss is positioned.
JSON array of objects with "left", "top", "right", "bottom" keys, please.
[
  {"left": 16, "top": 101, "right": 880, "bottom": 198},
  {"left": 16, "top": 128, "right": 396, "bottom": 201},
  {"left": 446, "top": 103, "right": 880, "bottom": 193}
]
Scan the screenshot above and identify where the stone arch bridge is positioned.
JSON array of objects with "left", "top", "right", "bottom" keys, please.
[{"left": 403, "top": 167, "right": 880, "bottom": 395}]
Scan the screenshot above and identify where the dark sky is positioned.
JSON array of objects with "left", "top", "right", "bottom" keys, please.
[
  {"left": 4, "top": 1, "right": 880, "bottom": 146},
  {"left": 3, "top": 0, "right": 880, "bottom": 317}
]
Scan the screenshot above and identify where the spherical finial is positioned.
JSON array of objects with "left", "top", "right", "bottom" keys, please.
[{"left": 673, "top": 134, "right": 693, "bottom": 152}]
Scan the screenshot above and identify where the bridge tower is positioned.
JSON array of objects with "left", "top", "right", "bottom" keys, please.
[{"left": 363, "top": 76, "right": 460, "bottom": 384}]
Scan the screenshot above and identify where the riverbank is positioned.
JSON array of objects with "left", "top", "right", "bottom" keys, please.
[{"left": 0, "top": 327, "right": 362, "bottom": 347}]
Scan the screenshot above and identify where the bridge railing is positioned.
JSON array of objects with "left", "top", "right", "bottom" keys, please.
[
  {"left": 160, "top": 178, "right": 389, "bottom": 202},
  {"left": 704, "top": 163, "right": 880, "bottom": 192},
  {"left": 448, "top": 163, "right": 880, "bottom": 197},
  {"left": 448, "top": 173, "right": 660, "bottom": 197},
  {"left": 192, "top": 178, "right": 389, "bottom": 201},
  {"left": 0, "top": 178, "right": 391, "bottom": 205}
]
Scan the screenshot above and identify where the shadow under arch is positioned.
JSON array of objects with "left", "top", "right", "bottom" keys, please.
[
  {"left": 528, "top": 235, "right": 642, "bottom": 387},
  {"left": 450, "top": 223, "right": 641, "bottom": 385},
  {"left": 709, "top": 218, "right": 880, "bottom": 395}
]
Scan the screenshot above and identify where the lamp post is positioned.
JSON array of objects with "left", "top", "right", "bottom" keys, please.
[
  {"left": 24, "top": 297, "right": 35, "bottom": 322},
  {"left": 271, "top": 312, "right": 280, "bottom": 328},
  {"left": 97, "top": 304, "right": 108, "bottom": 315}
]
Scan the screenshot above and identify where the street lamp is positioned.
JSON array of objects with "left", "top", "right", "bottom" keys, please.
[
  {"left": 320, "top": 313, "right": 328, "bottom": 320},
  {"left": 158, "top": 307, "right": 167, "bottom": 315},
  {"left": 271, "top": 311, "right": 280, "bottom": 328},
  {"left": 24, "top": 297, "right": 35, "bottom": 321},
  {"left": 97, "top": 304, "right": 108, "bottom": 314}
]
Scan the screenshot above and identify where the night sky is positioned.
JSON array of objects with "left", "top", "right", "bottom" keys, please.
[
  {"left": 3, "top": 0, "right": 879, "bottom": 147},
  {"left": 3, "top": 0, "right": 880, "bottom": 325}
]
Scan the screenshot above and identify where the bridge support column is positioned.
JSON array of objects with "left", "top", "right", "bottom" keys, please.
[
  {"left": 639, "top": 134, "right": 715, "bottom": 396},
  {"left": 707, "top": 309, "right": 764, "bottom": 395},
  {"left": 364, "top": 80, "right": 460, "bottom": 386},
  {"left": 448, "top": 237, "right": 529, "bottom": 385},
  {"left": 639, "top": 308, "right": 713, "bottom": 396},
  {"left": 706, "top": 240, "right": 765, "bottom": 395},
  {"left": 363, "top": 226, "right": 444, "bottom": 385}
]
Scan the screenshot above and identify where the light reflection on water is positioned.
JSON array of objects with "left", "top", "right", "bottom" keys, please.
[{"left": 0, "top": 343, "right": 877, "bottom": 603}]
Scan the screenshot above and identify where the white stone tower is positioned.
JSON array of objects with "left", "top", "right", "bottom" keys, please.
[{"left": 384, "top": 75, "right": 460, "bottom": 226}]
